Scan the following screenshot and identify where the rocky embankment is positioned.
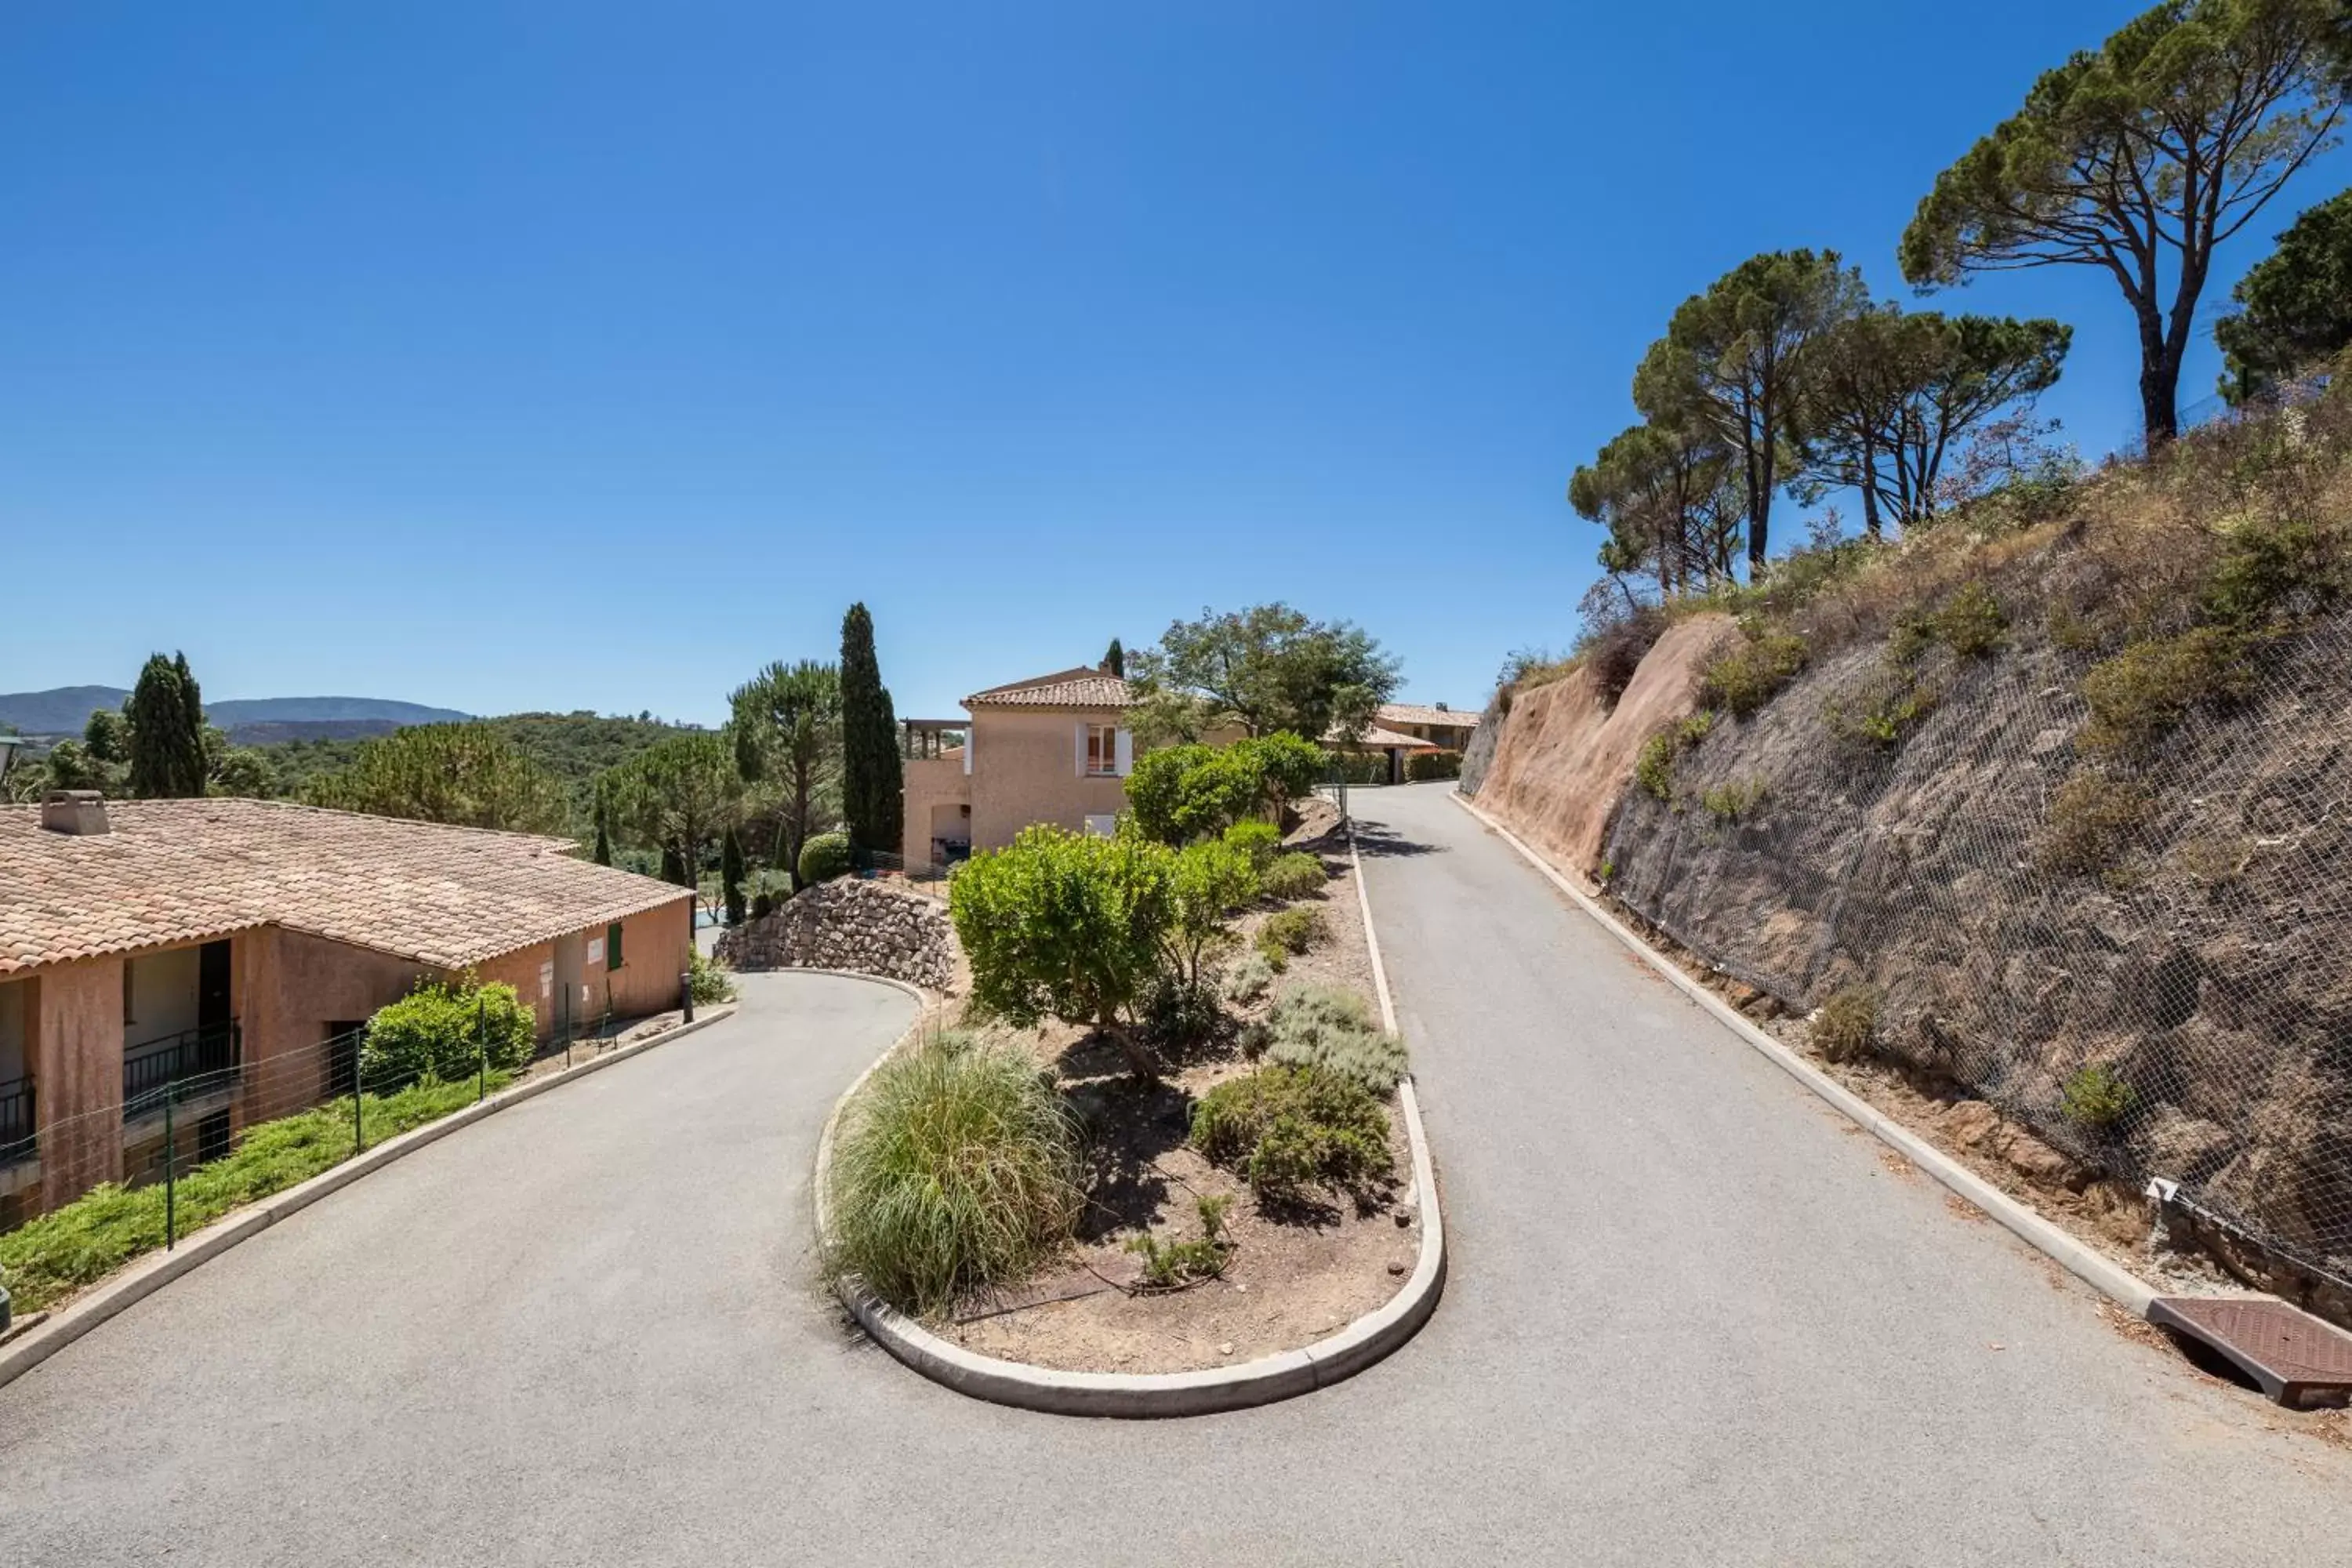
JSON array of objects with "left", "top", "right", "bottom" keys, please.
[{"left": 716, "top": 878, "right": 956, "bottom": 993}]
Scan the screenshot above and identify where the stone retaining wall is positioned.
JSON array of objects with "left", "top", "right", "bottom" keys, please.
[{"left": 715, "top": 878, "right": 955, "bottom": 993}]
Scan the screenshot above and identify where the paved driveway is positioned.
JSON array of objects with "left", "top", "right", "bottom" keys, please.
[{"left": 5, "top": 788, "right": 2349, "bottom": 1566}]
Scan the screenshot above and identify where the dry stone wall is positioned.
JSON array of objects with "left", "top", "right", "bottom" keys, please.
[{"left": 715, "top": 878, "right": 956, "bottom": 993}]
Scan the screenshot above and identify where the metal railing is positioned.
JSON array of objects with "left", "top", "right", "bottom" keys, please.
[
  {"left": 122, "top": 1022, "right": 242, "bottom": 1122},
  {"left": 0, "top": 1073, "right": 33, "bottom": 1163}
]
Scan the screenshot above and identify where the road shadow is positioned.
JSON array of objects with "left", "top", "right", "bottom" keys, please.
[{"left": 1345, "top": 817, "right": 1445, "bottom": 858}]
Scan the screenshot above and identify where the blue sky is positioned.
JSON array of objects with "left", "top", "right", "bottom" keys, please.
[{"left": 2, "top": 2, "right": 2344, "bottom": 725}]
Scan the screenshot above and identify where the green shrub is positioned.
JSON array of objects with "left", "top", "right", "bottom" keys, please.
[
  {"left": 1260, "top": 851, "right": 1328, "bottom": 900},
  {"left": 1701, "top": 630, "right": 1809, "bottom": 717},
  {"left": 1812, "top": 985, "right": 1876, "bottom": 1063},
  {"left": 1126, "top": 1194, "right": 1233, "bottom": 1287},
  {"left": 2079, "top": 629, "right": 2254, "bottom": 755},
  {"left": 1162, "top": 837, "right": 1260, "bottom": 986},
  {"left": 1823, "top": 670, "right": 1940, "bottom": 750},
  {"left": 361, "top": 976, "right": 536, "bottom": 1087},
  {"left": 1934, "top": 583, "right": 2009, "bottom": 658},
  {"left": 1635, "top": 731, "right": 1681, "bottom": 803},
  {"left": 0, "top": 1074, "right": 504, "bottom": 1314},
  {"left": 1136, "top": 973, "right": 1226, "bottom": 1054},
  {"left": 1700, "top": 778, "right": 1768, "bottom": 822},
  {"left": 824, "top": 1034, "right": 1083, "bottom": 1315},
  {"left": 2039, "top": 772, "right": 2154, "bottom": 877},
  {"left": 2201, "top": 516, "right": 2347, "bottom": 628},
  {"left": 1223, "top": 819, "right": 1282, "bottom": 870},
  {"left": 1190, "top": 1065, "right": 1392, "bottom": 1202},
  {"left": 798, "top": 830, "right": 853, "bottom": 885},
  {"left": 2060, "top": 1063, "right": 2135, "bottom": 1130},
  {"left": 1328, "top": 750, "right": 1393, "bottom": 786},
  {"left": 1221, "top": 951, "right": 1277, "bottom": 1004},
  {"left": 688, "top": 949, "right": 737, "bottom": 1004},
  {"left": 1255, "top": 984, "right": 1406, "bottom": 1095},
  {"left": 1240, "top": 732, "right": 1330, "bottom": 814},
  {"left": 1405, "top": 750, "right": 1463, "bottom": 782},
  {"left": 1127, "top": 735, "right": 1325, "bottom": 845},
  {"left": 949, "top": 824, "right": 1173, "bottom": 1078},
  {"left": 1261, "top": 906, "right": 1323, "bottom": 956}
]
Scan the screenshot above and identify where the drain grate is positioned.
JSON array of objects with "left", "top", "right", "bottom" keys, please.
[{"left": 2147, "top": 1297, "right": 2352, "bottom": 1407}]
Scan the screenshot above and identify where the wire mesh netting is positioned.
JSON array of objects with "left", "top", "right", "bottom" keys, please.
[{"left": 1602, "top": 612, "right": 2352, "bottom": 1295}]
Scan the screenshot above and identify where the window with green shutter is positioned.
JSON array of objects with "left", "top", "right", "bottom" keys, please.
[{"left": 606, "top": 921, "right": 624, "bottom": 971}]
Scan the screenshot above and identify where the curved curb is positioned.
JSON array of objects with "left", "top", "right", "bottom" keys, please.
[
  {"left": 811, "top": 834, "right": 1446, "bottom": 1418},
  {"left": 1449, "top": 788, "right": 2158, "bottom": 1316},
  {"left": 0, "top": 1004, "right": 741, "bottom": 1392}
]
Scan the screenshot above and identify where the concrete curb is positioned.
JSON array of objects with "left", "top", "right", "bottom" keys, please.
[
  {"left": 0, "top": 1004, "right": 741, "bottom": 1392},
  {"left": 1449, "top": 789, "right": 2158, "bottom": 1317},
  {"left": 811, "top": 840, "right": 1446, "bottom": 1418}
]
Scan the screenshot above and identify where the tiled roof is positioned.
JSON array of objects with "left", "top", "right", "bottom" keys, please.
[
  {"left": 964, "top": 666, "right": 1135, "bottom": 710},
  {"left": 1377, "top": 702, "right": 1479, "bottom": 730},
  {"left": 1328, "top": 724, "right": 1442, "bottom": 750},
  {"left": 0, "top": 798, "right": 691, "bottom": 977}
]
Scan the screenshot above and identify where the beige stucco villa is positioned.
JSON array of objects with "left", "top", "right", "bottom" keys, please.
[{"left": 0, "top": 792, "right": 693, "bottom": 1222}]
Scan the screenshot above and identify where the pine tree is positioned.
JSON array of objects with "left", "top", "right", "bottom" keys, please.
[
  {"left": 839, "top": 602, "right": 903, "bottom": 858},
  {"left": 1102, "top": 637, "right": 1124, "bottom": 677},
  {"left": 721, "top": 826, "right": 746, "bottom": 927},
  {"left": 126, "top": 651, "right": 208, "bottom": 798},
  {"left": 660, "top": 842, "right": 687, "bottom": 886}
]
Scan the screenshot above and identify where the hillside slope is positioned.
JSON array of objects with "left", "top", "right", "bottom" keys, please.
[{"left": 1470, "top": 383, "right": 2352, "bottom": 1308}]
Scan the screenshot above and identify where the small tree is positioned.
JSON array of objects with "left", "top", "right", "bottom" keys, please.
[
  {"left": 840, "top": 603, "right": 903, "bottom": 858},
  {"left": 720, "top": 826, "right": 747, "bottom": 927},
  {"left": 1240, "top": 732, "right": 1328, "bottom": 821},
  {"left": 1901, "top": 0, "right": 2348, "bottom": 445},
  {"left": 1129, "top": 602, "right": 1399, "bottom": 742},
  {"left": 729, "top": 659, "right": 842, "bottom": 890},
  {"left": 951, "top": 826, "right": 1174, "bottom": 1079},
  {"left": 1102, "top": 637, "right": 1126, "bottom": 677},
  {"left": 2216, "top": 187, "right": 2352, "bottom": 401},
  {"left": 308, "top": 723, "right": 569, "bottom": 834},
  {"left": 605, "top": 731, "right": 744, "bottom": 886},
  {"left": 1162, "top": 838, "right": 1260, "bottom": 986}
]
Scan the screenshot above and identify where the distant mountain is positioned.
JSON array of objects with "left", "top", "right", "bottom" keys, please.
[
  {"left": 221, "top": 719, "right": 408, "bottom": 747},
  {"left": 0, "top": 688, "right": 467, "bottom": 738},
  {"left": 0, "top": 685, "right": 131, "bottom": 736}
]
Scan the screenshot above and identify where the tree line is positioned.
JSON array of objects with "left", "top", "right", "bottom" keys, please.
[{"left": 1574, "top": 0, "right": 2352, "bottom": 604}]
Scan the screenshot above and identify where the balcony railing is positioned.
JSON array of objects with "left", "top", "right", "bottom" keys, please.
[
  {"left": 122, "top": 1022, "right": 241, "bottom": 1123},
  {"left": 0, "top": 1073, "right": 32, "bottom": 1165}
]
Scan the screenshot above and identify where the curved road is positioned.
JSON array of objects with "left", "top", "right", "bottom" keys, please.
[{"left": 6, "top": 784, "right": 2349, "bottom": 1565}]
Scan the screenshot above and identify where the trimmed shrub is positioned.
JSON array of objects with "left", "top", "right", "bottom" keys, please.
[
  {"left": 1404, "top": 750, "right": 1463, "bottom": 782},
  {"left": 824, "top": 1033, "right": 1083, "bottom": 1315},
  {"left": 2078, "top": 629, "right": 2253, "bottom": 756},
  {"left": 1190, "top": 1065, "right": 1391, "bottom": 1202},
  {"left": 361, "top": 976, "right": 535, "bottom": 1087},
  {"left": 1812, "top": 985, "right": 1876, "bottom": 1063},
  {"left": 798, "top": 830, "right": 853, "bottom": 885},
  {"left": 1255, "top": 984, "right": 1406, "bottom": 1095},
  {"left": 1701, "top": 630, "right": 1808, "bottom": 717},
  {"left": 2039, "top": 772, "right": 2154, "bottom": 877},
  {"left": 1260, "top": 851, "right": 1328, "bottom": 900},
  {"left": 1261, "top": 906, "right": 1323, "bottom": 956},
  {"left": 1223, "top": 819, "right": 1282, "bottom": 870}
]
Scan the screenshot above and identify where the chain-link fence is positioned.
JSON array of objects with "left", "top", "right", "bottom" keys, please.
[{"left": 1602, "top": 610, "right": 2352, "bottom": 1297}]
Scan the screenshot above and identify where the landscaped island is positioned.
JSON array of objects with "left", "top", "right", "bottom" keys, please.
[{"left": 821, "top": 740, "right": 1429, "bottom": 1377}]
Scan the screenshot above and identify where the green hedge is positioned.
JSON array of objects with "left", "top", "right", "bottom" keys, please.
[
  {"left": 361, "top": 978, "right": 535, "bottom": 1087},
  {"left": 1404, "top": 750, "right": 1462, "bottom": 782}
]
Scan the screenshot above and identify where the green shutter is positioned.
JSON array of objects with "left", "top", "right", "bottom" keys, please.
[{"left": 607, "top": 921, "right": 624, "bottom": 971}]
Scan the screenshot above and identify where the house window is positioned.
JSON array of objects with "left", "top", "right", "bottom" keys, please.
[
  {"left": 1086, "top": 724, "right": 1120, "bottom": 776},
  {"left": 606, "top": 922, "right": 625, "bottom": 971},
  {"left": 1083, "top": 814, "right": 1120, "bottom": 837}
]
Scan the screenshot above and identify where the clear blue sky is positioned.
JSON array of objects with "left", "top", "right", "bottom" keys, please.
[{"left": 3, "top": 2, "right": 2343, "bottom": 725}]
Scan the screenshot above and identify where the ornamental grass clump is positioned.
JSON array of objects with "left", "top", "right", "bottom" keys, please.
[{"left": 824, "top": 1033, "right": 1083, "bottom": 1316}]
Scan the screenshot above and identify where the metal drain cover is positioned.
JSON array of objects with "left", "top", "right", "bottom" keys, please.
[{"left": 2147, "top": 1297, "right": 2352, "bottom": 1407}]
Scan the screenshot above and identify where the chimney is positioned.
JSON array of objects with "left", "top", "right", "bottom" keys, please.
[{"left": 42, "top": 790, "right": 111, "bottom": 836}]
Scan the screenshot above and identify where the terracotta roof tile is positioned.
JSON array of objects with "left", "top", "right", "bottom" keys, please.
[
  {"left": 1376, "top": 702, "right": 1479, "bottom": 730},
  {"left": 964, "top": 666, "right": 1135, "bottom": 710},
  {"left": 0, "top": 798, "right": 690, "bottom": 976}
]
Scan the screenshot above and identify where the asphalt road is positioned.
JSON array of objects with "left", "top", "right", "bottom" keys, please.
[{"left": 5, "top": 783, "right": 2348, "bottom": 1566}]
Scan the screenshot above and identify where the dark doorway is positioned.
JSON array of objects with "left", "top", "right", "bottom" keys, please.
[{"left": 198, "top": 940, "right": 232, "bottom": 1030}]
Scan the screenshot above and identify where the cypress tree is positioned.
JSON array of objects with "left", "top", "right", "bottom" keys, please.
[
  {"left": 593, "top": 816, "right": 612, "bottom": 866},
  {"left": 126, "top": 651, "right": 208, "bottom": 798},
  {"left": 720, "top": 826, "right": 746, "bottom": 927},
  {"left": 839, "top": 602, "right": 903, "bottom": 857},
  {"left": 1102, "top": 637, "right": 1124, "bottom": 677}
]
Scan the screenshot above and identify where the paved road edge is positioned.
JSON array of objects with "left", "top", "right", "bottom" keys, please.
[
  {"left": 0, "top": 1004, "right": 741, "bottom": 1392},
  {"left": 1448, "top": 788, "right": 2158, "bottom": 1317},
  {"left": 812, "top": 836, "right": 1446, "bottom": 1418}
]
